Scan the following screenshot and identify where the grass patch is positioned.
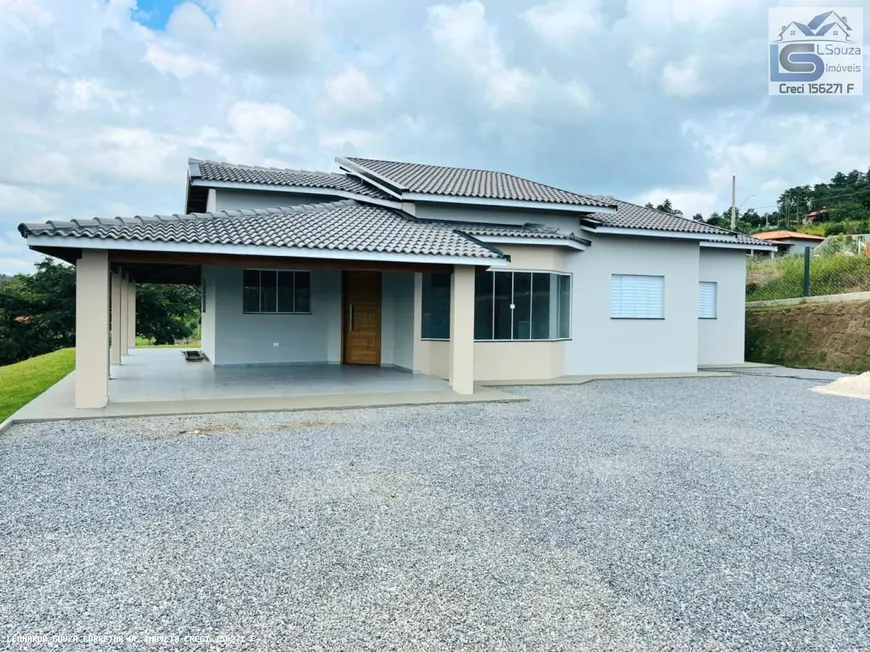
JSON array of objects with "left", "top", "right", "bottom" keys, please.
[
  {"left": 0, "top": 348, "right": 75, "bottom": 422},
  {"left": 747, "top": 255, "right": 870, "bottom": 301},
  {"left": 135, "top": 337, "right": 202, "bottom": 349}
]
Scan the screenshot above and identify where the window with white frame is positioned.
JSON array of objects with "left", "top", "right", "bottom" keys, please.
[
  {"left": 243, "top": 270, "right": 311, "bottom": 314},
  {"left": 698, "top": 281, "right": 717, "bottom": 319},
  {"left": 611, "top": 274, "right": 664, "bottom": 319}
]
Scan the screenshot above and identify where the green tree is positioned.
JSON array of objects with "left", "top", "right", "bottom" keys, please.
[
  {"left": 0, "top": 258, "right": 201, "bottom": 364},
  {"left": 136, "top": 284, "right": 201, "bottom": 345}
]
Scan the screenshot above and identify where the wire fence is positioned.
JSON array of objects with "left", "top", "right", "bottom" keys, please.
[{"left": 746, "top": 251, "right": 870, "bottom": 302}]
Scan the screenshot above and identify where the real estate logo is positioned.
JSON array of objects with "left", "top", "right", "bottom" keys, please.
[{"left": 769, "top": 7, "right": 863, "bottom": 96}]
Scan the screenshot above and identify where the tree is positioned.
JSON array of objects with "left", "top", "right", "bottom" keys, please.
[
  {"left": 136, "top": 284, "right": 201, "bottom": 345},
  {"left": 692, "top": 213, "right": 704, "bottom": 222},
  {"left": 0, "top": 258, "right": 201, "bottom": 364}
]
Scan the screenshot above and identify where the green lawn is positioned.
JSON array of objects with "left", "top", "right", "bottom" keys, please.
[
  {"left": 135, "top": 337, "right": 202, "bottom": 349},
  {"left": 0, "top": 348, "right": 75, "bottom": 422}
]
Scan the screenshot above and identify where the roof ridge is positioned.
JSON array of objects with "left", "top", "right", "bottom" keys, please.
[
  {"left": 189, "top": 157, "right": 344, "bottom": 178},
  {"left": 346, "top": 156, "right": 614, "bottom": 206}
]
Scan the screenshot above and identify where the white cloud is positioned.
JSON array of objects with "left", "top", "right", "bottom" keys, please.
[
  {"left": 322, "top": 66, "right": 382, "bottom": 115},
  {"left": 217, "top": 0, "right": 323, "bottom": 74},
  {"left": 628, "top": 43, "right": 657, "bottom": 76},
  {"left": 565, "top": 80, "right": 597, "bottom": 110},
  {"left": 227, "top": 101, "right": 304, "bottom": 145},
  {"left": 661, "top": 56, "right": 705, "bottom": 97},
  {"left": 632, "top": 188, "right": 719, "bottom": 218},
  {"left": 522, "top": 0, "right": 604, "bottom": 46},
  {"left": 144, "top": 43, "right": 220, "bottom": 79},
  {"left": 0, "top": 184, "right": 57, "bottom": 214},
  {"left": 427, "top": 1, "right": 534, "bottom": 108}
]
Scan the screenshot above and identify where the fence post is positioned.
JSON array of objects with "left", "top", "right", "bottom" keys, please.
[{"left": 803, "top": 247, "right": 811, "bottom": 297}]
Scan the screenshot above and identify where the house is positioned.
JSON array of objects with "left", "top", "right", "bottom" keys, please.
[
  {"left": 18, "top": 156, "right": 775, "bottom": 409},
  {"left": 753, "top": 230, "right": 826, "bottom": 256}
]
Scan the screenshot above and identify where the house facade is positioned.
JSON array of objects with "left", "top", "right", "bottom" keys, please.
[
  {"left": 753, "top": 230, "right": 826, "bottom": 256},
  {"left": 19, "top": 156, "right": 774, "bottom": 409}
]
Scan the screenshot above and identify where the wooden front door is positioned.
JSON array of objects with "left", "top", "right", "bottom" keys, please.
[{"left": 342, "top": 271, "right": 382, "bottom": 365}]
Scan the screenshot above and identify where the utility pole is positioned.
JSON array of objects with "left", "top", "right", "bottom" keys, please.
[{"left": 731, "top": 175, "right": 737, "bottom": 230}]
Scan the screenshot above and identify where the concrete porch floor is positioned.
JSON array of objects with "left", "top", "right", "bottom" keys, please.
[
  {"left": 5, "top": 349, "right": 523, "bottom": 427},
  {"left": 109, "top": 349, "right": 451, "bottom": 402}
]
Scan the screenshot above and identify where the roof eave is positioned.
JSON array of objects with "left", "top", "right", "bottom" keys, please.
[
  {"left": 581, "top": 224, "right": 773, "bottom": 248},
  {"left": 22, "top": 234, "right": 509, "bottom": 267},
  {"left": 404, "top": 193, "right": 617, "bottom": 214}
]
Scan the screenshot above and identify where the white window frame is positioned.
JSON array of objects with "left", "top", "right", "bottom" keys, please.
[
  {"left": 610, "top": 274, "right": 664, "bottom": 320},
  {"left": 242, "top": 269, "right": 312, "bottom": 315},
  {"left": 698, "top": 281, "right": 718, "bottom": 320}
]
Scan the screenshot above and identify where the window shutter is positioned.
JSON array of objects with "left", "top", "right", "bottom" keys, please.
[
  {"left": 611, "top": 275, "right": 664, "bottom": 319},
  {"left": 698, "top": 282, "right": 717, "bottom": 319}
]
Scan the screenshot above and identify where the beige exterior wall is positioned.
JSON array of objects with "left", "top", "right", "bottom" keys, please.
[
  {"left": 474, "top": 341, "right": 565, "bottom": 381},
  {"left": 449, "top": 266, "right": 476, "bottom": 394},
  {"left": 110, "top": 273, "right": 123, "bottom": 365},
  {"left": 128, "top": 282, "right": 136, "bottom": 349},
  {"left": 75, "top": 250, "right": 110, "bottom": 409},
  {"left": 496, "top": 244, "right": 567, "bottom": 272},
  {"left": 413, "top": 246, "right": 570, "bottom": 383}
]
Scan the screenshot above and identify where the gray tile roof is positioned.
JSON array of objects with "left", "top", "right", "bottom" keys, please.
[
  {"left": 428, "top": 221, "right": 592, "bottom": 247},
  {"left": 19, "top": 201, "right": 506, "bottom": 260},
  {"left": 190, "top": 159, "right": 392, "bottom": 200},
  {"left": 341, "top": 157, "right": 614, "bottom": 209},
  {"left": 590, "top": 197, "right": 773, "bottom": 246}
]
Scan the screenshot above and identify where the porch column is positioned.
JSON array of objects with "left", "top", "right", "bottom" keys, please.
[
  {"left": 127, "top": 281, "right": 136, "bottom": 350},
  {"left": 449, "top": 265, "right": 476, "bottom": 395},
  {"left": 75, "top": 250, "right": 110, "bottom": 409},
  {"left": 111, "top": 272, "right": 123, "bottom": 365},
  {"left": 119, "top": 274, "right": 128, "bottom": 355}
]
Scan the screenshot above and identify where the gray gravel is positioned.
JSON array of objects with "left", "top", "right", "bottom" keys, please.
[{"left": 1, "top": 374, "right": 869, "bottom": 651}]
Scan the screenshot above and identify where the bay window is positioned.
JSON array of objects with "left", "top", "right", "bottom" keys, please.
[{"left": 421, "top": 271, "right": 571, "bottom": 341}]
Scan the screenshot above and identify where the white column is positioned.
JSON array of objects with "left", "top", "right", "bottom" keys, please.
[
  {"left": 110, "top": 272, "right": 123, "bottom": 365},
  {"left": 128, "top": 281, "right": 136, "bottom": 350},
  {"left": 449, "top": 265, "right": 476, "bottom": 395},
  {"left": 75, "top": 250, "right": 110, "bottom": 409}
]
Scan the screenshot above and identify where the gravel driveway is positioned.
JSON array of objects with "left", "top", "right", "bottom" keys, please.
[{"left": 1, "top": 371, "right": 868, "bottom": 650}]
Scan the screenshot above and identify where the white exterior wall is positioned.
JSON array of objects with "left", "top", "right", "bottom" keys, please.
[
  {"left": 783, "top": 241, "right": 818, "bottom": 256},
  {"left": 206, "top": 266, "right": 342, "bottom": 366},
  {"left": 564, "top": 235, "right": 701, "bottom": 375},
  {"left": 382, "top": 272, "right": 415, "bottom": 371},
  {"left": 698, "top": 248, "right": 747, "bottom": 366},
  {"left": 414, "top": 203, "right": 582, "bottom": 233},
  {"left": 202, "top": 266, "right": 414, "bottom": 369},
  {"left": 213, "top": 188, "right": 335, "bottom": 212}
]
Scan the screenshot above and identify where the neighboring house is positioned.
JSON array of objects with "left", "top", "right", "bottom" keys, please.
[
  {"left": 18, "top": 156, "right": 775, "bottom": 409},
  {"left": 753, "top": 230, "right": 826, "bottom": 256}
]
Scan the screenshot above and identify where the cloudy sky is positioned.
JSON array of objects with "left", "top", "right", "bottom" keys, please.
[{"left": 1, "top": 0, "right": 868, "bottom": 273}]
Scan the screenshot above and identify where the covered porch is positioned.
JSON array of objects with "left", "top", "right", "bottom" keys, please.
[
  {"left": 108, "top": 349, "right": 450, "bottom": 403},
  {"left": 53, "top": 247, "right": 490, "bottom": 410}
]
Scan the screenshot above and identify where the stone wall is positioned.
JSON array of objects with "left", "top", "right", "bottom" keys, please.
[{"left": 746, "top": 299, "right": 870, "bottom": 373}]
